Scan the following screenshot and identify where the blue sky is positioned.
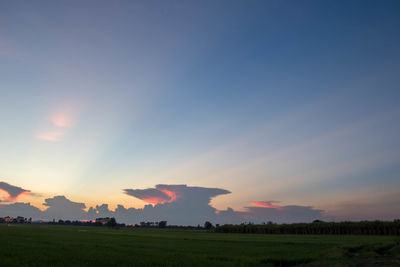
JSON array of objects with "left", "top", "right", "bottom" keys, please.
[{"left": 0, "top": 0, "right": 400, "bottom": 221}]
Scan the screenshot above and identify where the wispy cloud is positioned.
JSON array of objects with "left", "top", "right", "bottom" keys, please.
[
  {"left": 50, "top": 112, "right": 74, "bottom": 128},
  {"left": 36, "top": 130, "right": 65, "bottom": 142},
  {"left": 36, "top": 106, "right": 76, "bottom": 142}
]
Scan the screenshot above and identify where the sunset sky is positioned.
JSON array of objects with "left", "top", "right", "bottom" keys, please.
[{"left": 1, "top": 0, "right": 400, "bottom": 222}]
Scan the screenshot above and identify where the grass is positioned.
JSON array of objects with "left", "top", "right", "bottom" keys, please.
[{"left": 1, "top": 224, "right": 400, "bottom": 266}]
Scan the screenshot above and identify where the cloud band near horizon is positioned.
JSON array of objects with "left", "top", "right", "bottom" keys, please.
[{"left": 0, "top": 182, "right": 323, "bottom": 225}]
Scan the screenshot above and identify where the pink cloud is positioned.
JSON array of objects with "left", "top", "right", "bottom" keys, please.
[
  {"left": 36, "top": 106, "right": 77, "bottom": 142},
  {"left": 252, "top": 201, "right": 282, "bottom": 210},
  {"left": 36, "top": 130, "right": 65, "bottom": 142},
  {"left": 50, "top": 112, "right": 74, "bottom": 128},
  {"left": 124, "top": 188, "right": 177, "bottom": 205}
]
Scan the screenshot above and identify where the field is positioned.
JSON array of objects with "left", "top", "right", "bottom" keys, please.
[{"left": 1, "top": 225, "right": 400, "bottom": 266}]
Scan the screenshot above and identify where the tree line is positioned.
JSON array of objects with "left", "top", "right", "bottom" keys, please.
[{"left": 214, "top": 220, "right": 400, "bottom": 235}]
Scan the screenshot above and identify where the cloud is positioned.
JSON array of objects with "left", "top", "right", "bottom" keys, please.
[
  {"left": 36, "top": 130, "right": 65, "bottom": 142},
  {"left": 0, "top": 183, "right": 324, "bottom": 225},
  {"left": 43, "top": 196, "right": 87, "bottom": 220},
  {"left": 122, "top": 184, "right": 232, "bottom": 225},
  {"left": 36, "top": 106, "right": 76, "bottom": 142},
  {"left": 50, "top": 112, "right": 74, "bottom": 128},
  {"left": 240, "top": 204, "right": 324, "bottom": 223},
  {"left": 123, "top": 188, "right": 174, "bottom": 204},
  {"left": 0, "top": 181, "right": 30, "bottom": 201},
  {"left": 0, "top": 202, "right": 42, "bottom": 218},
  {"left": 322, "top": 192, "right": 400, "bottom": 222},
  {"left": 252, "top": 201, "right": 281, "bottom": 210},
  {"left": 124, "top": 184, "right": 230, "bottom": 206}
]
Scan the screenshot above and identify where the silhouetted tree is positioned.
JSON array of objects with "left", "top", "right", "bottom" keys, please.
[
  {"left": 107, "top": 217, "right": 117, "bottom": 227},
  {"left": 204, "top": 221, "right": 213, "bottom": 229},
  {"left": 159, "top": 221, "right": 167, "bottom": 228},
  {"left": 214, "top": 220, "right": 400, "bottom": 235}
]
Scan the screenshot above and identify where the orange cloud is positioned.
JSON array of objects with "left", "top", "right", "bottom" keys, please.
[
  {"left": 125, "top": 188, "right": 178, "bottom": 205},
  {"left": 141, "top": 197, "right": 171, "bottom": 205},
  {"left": 0, "top": 182, "right": 30, "bottom": 202},
  {"left": 252, "top": 201, "right": 281, "bottom": 210},
  {"left": 9, "top": 190, "right": 30, "bottom": 201},
  {"left": 159, "top": 189, "right": 177, "bottom": 202}
]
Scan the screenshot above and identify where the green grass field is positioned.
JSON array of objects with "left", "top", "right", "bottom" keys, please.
[{"left": 1, "top": 224, "right": 399, "bottom": 266}]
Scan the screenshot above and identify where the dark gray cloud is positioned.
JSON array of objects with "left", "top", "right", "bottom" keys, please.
[
  {"left": 0, "top": 181, "right": 30, "bottom": 200},
  {"left": 122, "top": 184, "right": 231, "bottom": 225},
  {"left": 0, "top": 202, "right": 42, "bottom": 218},
  {"left": 43, "top": 196, "right": 87, "bottom": 220}
]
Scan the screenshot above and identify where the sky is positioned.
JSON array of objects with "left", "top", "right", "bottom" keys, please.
[{"left": 1, "top": 0, "right": 400, "bottom": 224}]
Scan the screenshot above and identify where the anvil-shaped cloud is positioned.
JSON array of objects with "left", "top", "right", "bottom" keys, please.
[
  {"left": 124, "top": 184, "right": 231, "bottom": 205},
  {"left": 0, "top": 181, "right": 30, "bottom": 201}
]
